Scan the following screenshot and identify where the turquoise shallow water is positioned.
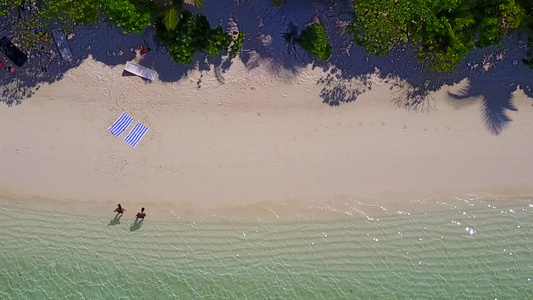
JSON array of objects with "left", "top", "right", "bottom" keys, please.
[{"left": 0, "top": 199, "right": 532, "bottom": 299}]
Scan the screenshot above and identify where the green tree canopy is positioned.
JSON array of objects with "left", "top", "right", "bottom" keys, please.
[
  {"left": 40, "top": 0, "right": 102, "bottom": 26},
  {"left": 155, "top": 11, "right": 244, "bottom": 64},
  {"left": 102, "top": 0, "right": 153, "bottom": 33},
  {"left": 349, "top": 0, "right": 526, "bottom": 72},
  {"left": 517, "top": 0, "right": 533, "bottom": 30},
  {"left": 38, "top": 0, "right": 155, "bottom": 33},
  {"left": 0, "top": 0, "right": 22, "bottom": 16},
  {"left": 299, "top": 23, "right": 332, "bottom": 61}
]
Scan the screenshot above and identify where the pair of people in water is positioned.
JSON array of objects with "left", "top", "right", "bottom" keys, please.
[{"left": 114, "top": 204, "right": 146, "bottom": 220}]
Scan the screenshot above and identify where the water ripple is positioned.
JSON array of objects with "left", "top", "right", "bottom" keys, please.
[{"left": 0, "top": 202, "right": 532, "bottom": 299}]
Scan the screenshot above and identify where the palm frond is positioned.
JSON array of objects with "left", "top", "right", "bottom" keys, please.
[
  {"left": 183, "top": 0, "right": 203, "bottom": 7},
  {"left": 453, "top": 16, "right": 475, "bottom": 31},
  {"left": 162, "top": 7, "right": 179, "bottom": 31}
]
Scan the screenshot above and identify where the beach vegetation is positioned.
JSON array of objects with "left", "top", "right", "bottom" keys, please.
[
  {"left": 40, "top": 0, "right": 101, "bottom": 27},
  {"left": 102, "top": 0, "right": 153, "bottom": 33},
  {"left": 157, "top": 0, "right": 204, "bottom": 31},
  {"left": 183, "top": 0, "right": 203, "bottom": 6},
  {"left": 204, "top": 26, "right": 233, "bottom": 57},
  {"left": 349, "top": 0, "right": 526, "bottom": 72},
  {"left": 5, "top": 0, "right": 531, "bottom": 71},
  {"left": 155, "top": 11, "right": 243, "bottom": 64},
  {"left": 12, "top": 13, "right": 53, "bottom": 51},
  {"left": 39, "top": 0, "right": 152, "bottom": 33},
  {"left": 4, "top": 0, "right": 244, "bottom": 66},
  {"left": 230, "top": 30, "right": 245, "bottom": 57},
  {"left": 298, "top": 23, "right": 332, "bottom": 60},
  {"left": 517, "top": 0, "right": 533, "bottom": 28},
  {"left": 162, "top": 6, "right": 180, "bottom": 31},
  {"left": 517, "top": 0, "right": 533, "bottom": 67},
  {"left": 0, "top": 0, "right": 22, "bottom": 16}
]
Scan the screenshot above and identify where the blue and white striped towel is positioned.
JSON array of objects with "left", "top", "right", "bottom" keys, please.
[
  {"left": 124, "top": 123, "right": 149, "bottom": 148},
  {"left": 108, "top": 112, "right": 133, "bottom": 137}
]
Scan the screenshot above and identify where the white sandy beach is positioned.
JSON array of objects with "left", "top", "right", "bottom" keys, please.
[{"left": 1, "top": 53, "right": 533, "bottom": 221}]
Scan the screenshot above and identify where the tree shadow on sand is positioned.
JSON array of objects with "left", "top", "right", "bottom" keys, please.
[
  {"left": 2, "top": 0, "right": 532, "bottom": 135},
  {"left": 312, "top": 0, "right": 533, "bottom": 135},
  {"left": 219, "top": 0, "right": 533, "bottom": 134},
  {"left": 0, "top": 0, "right": 310, "bottom": 106}
]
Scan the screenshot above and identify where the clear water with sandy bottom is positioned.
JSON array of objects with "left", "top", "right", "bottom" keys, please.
[{"left": 1, "top": 197, "right": 532, "bottom": 299}]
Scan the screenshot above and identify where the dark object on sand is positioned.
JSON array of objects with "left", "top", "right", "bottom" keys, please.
[
  {"left": 0, "top": 37, "right": 27, "bottom": 67},
  {"left": 52, "top": 28, "right": 72, "bottom": 61}
]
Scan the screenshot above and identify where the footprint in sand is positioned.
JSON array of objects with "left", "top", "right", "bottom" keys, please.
[
  {"left": 358, "top": 122, "right": 363, "bottom": 126},
  {"left": 381, "top": 122, "right": 385, "bottom": 126},
  {"left": 403, "top": 125, "right": 407, "bottom": 129}
]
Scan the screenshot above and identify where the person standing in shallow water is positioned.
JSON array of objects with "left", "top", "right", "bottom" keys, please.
[
  {"left": 108, "top": 204, "right": 125, "bottom": 226},
  {"left": 114, "top": 204, "right": 126, "bottom": 214},
  {"left": 136, "top": 207, "right": 146, "bottom": 220}
]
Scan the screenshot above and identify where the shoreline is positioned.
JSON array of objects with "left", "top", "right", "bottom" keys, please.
[{"left": 1, "top": 189, "right": 532, "bottom": 223}]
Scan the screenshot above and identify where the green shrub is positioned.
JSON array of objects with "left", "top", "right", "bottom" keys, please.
[
  {"left": 13, "top": 14, "right": 53, "bottom": 51},
  {"left": 156, "top": 11, "right": 207, "bottom": 64},
  {"left": 0, "top": 0, "right": 22, "bottom": 16},
  {"left": 40, "top": 0, "right": 102, "bottom": 26},
  {"left": 298, "top": 23, "right": 332, "bottom": 60},
  {"left": 162, "top": 6, "right": 180, "bottom": 31},
  {"left": 103, "top": 0, "right": 152, "bottom": 33},
  {"left": 204, "top": 27, "right": 232, "bottom": 57},
  {"left": 156, "top": 11, "right": 241, "bottom": 64},
  {"left": 230, "top": 30, "right": 245, "bottom": 57},
  {"left": 349, "top": 0, "right": 526, "bottom": 72},
  {"left": 40, "top": 0, "right": 155, "bottom": 33}
]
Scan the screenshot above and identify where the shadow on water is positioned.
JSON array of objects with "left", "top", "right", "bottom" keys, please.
[
  {"left": 107, "top": 213, "right": 123, "bottom": 226},
  {"left": 1, "top": 0, "right": 532, "bottom": 134},
  {"left": 130, "top": 218, "right": 144, "bottom": 232}
]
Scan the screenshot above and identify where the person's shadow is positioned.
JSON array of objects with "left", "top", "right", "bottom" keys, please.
[
  {"left": 130, "top": 218, "right": 144, "bottom": 232},
  {"left": 107, "top": 213, "right": 123, "bottom": 226}
]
